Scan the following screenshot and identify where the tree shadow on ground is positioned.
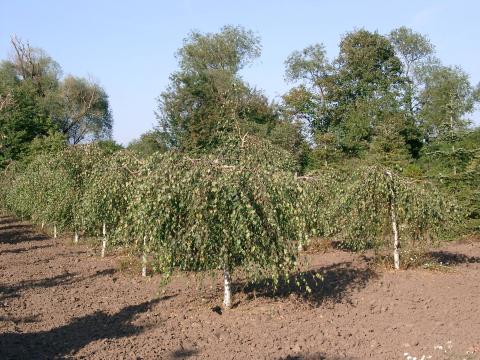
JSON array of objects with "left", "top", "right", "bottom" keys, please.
[
  {"left": 0, "top": 297, "right": 172, "bottom": 359},
  {"left": 0, "top": 314, "right": 40, "bottom": 324},
  {"left": 427, "top": 250, "right": 480, "bottom": 265},
  {"left": 0, "top": 216, "right": 16, "bottom": 225},
  {"left": 0, "top": 226, "right": 49, "bottom": 245},
  {"left": 0, "top": 223, "right": 33, "bottom": 232},
  {"left": 0, "top": 244, "right": 52, "bottom": 255},
  {"left": 0, "top": 272, "right": 79, "bottom": 301},
  {"left": 0, "top": 268, "right": 117, "bottom": 302},
  {"left": 238, "top": 262, "right": 376, "bottom": 306},
  {"left": 170, "top": 348, "right": 200, "bottom": 359},
  {"left": 280, "top": 353, "right": 357, "bottom": 360}
]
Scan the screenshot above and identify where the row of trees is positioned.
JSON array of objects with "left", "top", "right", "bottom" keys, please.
[
  {"left": 149, "top": 25, "right": 479, "bottom": 230},
  {"left": 0, "top": 137, "right": 457, "bottom": 306},
  {"left": 132, "top": 27, "right": 479, "bottom": 230},
  {"left": 0, "top": 25, "right": 477, "bottom": 305}
]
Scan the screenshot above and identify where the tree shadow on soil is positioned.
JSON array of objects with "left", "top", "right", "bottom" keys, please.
[
  {"left": 427, "top": 250, "right": 480, "bottom": 265},
  {"left": 238, "top": 262, "right": 376, "bottom": 306},
  {"left": 280, "top": 353, "right": 357, "bottom": 360},
  {"left": 0, "top": 272, "right": 79, "bottom": 301},
  {"left": 0, "top": 244, "right": 52, "bottom": 255},
  {"left": 0, "top": 297, "right": 173, "bottom": 359},
  {"left": 0, "top": 216, "right": 15, "bottom": 225},
  {"left": 0, "top": 223, "right": 34, "bottom": 231},
  {"left": 0, "top": 314, "right": 41, "bottom": 324},
  {"left": 0, "top": 269, "right": 117, "bottom": 301},
  {"left": 170, "top": 348, "right": 200, "bottom": 359},
  {"left": 0, "top": 226, "right": 48, "bottom": 245}
]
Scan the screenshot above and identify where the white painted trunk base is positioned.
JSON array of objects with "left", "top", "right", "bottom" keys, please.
[
  {"left": 386, "top": 171, "right": 400, "bottom": 270},
  {"left": 142, "top": 236, "right": 147, "bottom": 277},
  {"left": 101, "top": 222, "right": 107, "bottom": 258},
  {"left": 223, "top": 269, "right": 232, "bottom": 308}
]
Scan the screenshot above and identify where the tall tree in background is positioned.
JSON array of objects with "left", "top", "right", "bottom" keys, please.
[
  {"left": 328, "top": 29, "right": 405, "bottom": 157},
  {"left": 283, "top": 44, "right": 332, "bottom": 133},
  {"left": 389, "top": 26, "right": 435, "bottom": 158},
  {"left": 58, "top": 76, "right": 112, "bottom": 144},
  {"left": 419, "top": 65, "right": 479, "bottom": 176},
  {"left": 283, "top": 30, "right": 409, "bottom": 168},
  {"left": 127, "top": 130, "right": 168, "bottom": 157},
  {"left": 418, "top": 65, "right": 477, "bottom": 141},
  {"left": 156, "top": 25, "right": 306, "bottom": 160},
  {"left": 389, "top": 27, "right": 434, "bottom": 80},
  {"left": 0, "top": 37, "right": 112, "bottom": 165},
  {"left": 0, "top": 38, "right": 59, "bottom": 164}
]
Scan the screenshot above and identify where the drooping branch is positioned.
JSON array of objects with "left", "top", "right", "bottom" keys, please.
[{"left": 0, "top": 93, "right": 13, "bottom": 111}]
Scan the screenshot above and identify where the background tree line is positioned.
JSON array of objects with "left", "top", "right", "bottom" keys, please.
[
  {"left": 1, "top": 26, "right": 477, "bottom": 304},
  {"left": 0, "top": 37, "right": 112, "bottom": 166},
  {"left": 1, "top": 26, "right": 479, "bottom": 229}
]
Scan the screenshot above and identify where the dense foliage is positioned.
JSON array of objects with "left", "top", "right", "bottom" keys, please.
[
  {"left": 120, "top": 152, "right": 306, "bottom": 281},
  {"left": 0, "top": 142, "right": 311, "bottom": 296},
  {"left": 1, "top": 25, "right": 478, "bottom": 305},
  {"left": 328, "top": 166, "right": 460, "bottom": 252},
  {"left": 0, "top": 37, "right": 112, "bottom": 166},
  {"left": 1, "top": 142, "right": 458, "bottom": 274}
]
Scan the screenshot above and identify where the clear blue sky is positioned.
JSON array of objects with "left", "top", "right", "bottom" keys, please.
[{"left": 1, "top": 0, "right": 479, "bottom": 145}]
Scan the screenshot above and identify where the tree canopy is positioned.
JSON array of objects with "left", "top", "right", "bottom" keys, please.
[
  {"left": 1, "top": 25, "right": 479, "bottom": 305},
  {"left": 0, "top": 37, "right": 112, "bottom": 166},
  {"left": 156, "top": 25, "right": 307, "bottom": 168}
]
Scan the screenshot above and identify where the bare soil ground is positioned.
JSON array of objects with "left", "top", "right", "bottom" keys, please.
[{"left": 0, "top": 214, "right": 479, "bottom": 360}]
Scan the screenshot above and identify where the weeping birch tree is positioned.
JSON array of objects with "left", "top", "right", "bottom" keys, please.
[{"left": 328, "top": 166, "right": 459, "bottom": 269}]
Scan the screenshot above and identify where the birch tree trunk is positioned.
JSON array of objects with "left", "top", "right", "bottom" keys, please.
[
  {"left": 53, "top": 224, "right": 57, "bottom": 239},
  {"left": 452, "top": 144, "right": 457, "bottom": 176},
  {"left": 142, "top": 236, "right": 147, "bottom": 277},
  {"left": 386, "top": 171, "right": 400, "bottom": 270},
  {"left": 298, "top": 243, "right": 304, "bottom": 252},
  {"left": 74, "top": 231, "right": 78, "bottom": 244},
  {"left": 101, "top": 222, "right": 107, "bottom": 258},
  {"left": 294, "top": 172, "right": 304, "bottom": 252},
  {"left": 223, "top": 268, "right": 232, "bottom": 308}
]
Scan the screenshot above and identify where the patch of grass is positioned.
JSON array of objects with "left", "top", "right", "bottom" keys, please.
[{"left": 369, "top": 248, "right": 456, "bottom": 272}]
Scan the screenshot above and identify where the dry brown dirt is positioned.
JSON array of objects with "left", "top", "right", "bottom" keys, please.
[{"left": 0, "top": 214, "right": 479, "bottom": 360}]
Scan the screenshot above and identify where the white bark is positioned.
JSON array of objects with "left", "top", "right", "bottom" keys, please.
[
  {"left": 101, "top": 222, "right": 107, "bottom": 258},
  {"left": 53, "top": 224, "right": 57, "bottom": 239},
  {"left": 74, "top": 231, "right": 79, "bottom": 244},
  {"left": 142, "top": 236, "right": 147, "bottom": 277},
  {"left": 452, "top": 144, "right": 457, "bottom": 176},
  {"left": 41, "top": 221, "right": 44, "bottom": 229},
  {"left": 223, "top": 268, "right": 232, "bottom": 308},
  {"left": 294, "top": 172, "right": 304, "bottom": 252},
  {"left": 391, "top": 202, "right": 400, "bottom": 270},
  {"left": 386, "top": 171, "right": 400, "bottom": 270}
]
